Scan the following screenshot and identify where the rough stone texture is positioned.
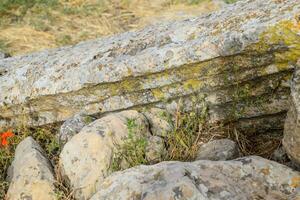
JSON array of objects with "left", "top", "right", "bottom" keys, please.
[
  {"left": 145, "top": 136, "right": 167, "bottom": 164},
  {"left": 0, "top": 51, "right": 10, "bottom": 59},
  {"left": 196, "top": 139, "right": 239, "bottom": 161},
  {"left": 59, "top": 110, "right": 150, "bottom": 200},
  {"left": 90, "top": 156, "right": 300, "bottom": 200},
  {"left": 212, "top": 0, "right": 227, "bottom": 8},
  {"left": 271, "top": 146, "right": 289, "bottom": 164},
  {"left": 283, "top": 60, "right": 300, "bottom": 166},
  {"left": 6, "top": 137, "right": 56, "bottom": 200},
  {"left": 58, "top": 113, "right": 95, "bottom": 146},
  {"left": 0, "top": 0, "right": 299, "bottom": 135},
  {"left": 143, "top": 108, "right": 173, "bottom": 137},
  {"left": 0, "top": 52, "right": 4, "bottom": 59}
]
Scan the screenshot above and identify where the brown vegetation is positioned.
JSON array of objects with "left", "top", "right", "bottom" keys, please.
[{"left": 0, "top": 0, "right": 220, "bottom": 55}]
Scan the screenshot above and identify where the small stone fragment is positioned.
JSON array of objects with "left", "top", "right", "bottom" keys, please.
[
  {"left": 6, "top": 137, "right": 56, "bottom": 200},
  {"left": 196, "top": 139, "right": 239, "bottom": 161},
  {"left": 270, "top": 146, "right": 300, "bottom": 170},
  {"left": 143, "top": 108, "right": 173, "bottom": 137},
  {"left": 145, "top": 136, "right": 166, "bottom": 164},
  {"left": 58, "top": 113, "right": 95, "bottom": 146},
  {"left": 271, "top": 146, "right": 289, "bottom": 163},
  {"left": 0, "top": 51, "right": 10, "bottom": 59}
]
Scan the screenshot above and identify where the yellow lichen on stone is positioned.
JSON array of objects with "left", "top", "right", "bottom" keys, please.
[
  {"left": 257, "top": 19, "right": 300, "bottom": 67},
  {"left": 183, "top": 79, "right": 203, "bottom": 91},
  {"left": 260, "top": 168, "right": 270, "bottom": 176},
  {"left": 275, "top": 62, "right": 290, "bottom": 71},
  {"left": 152, "top": 88, "right": 165, "bottom": 100},
  {"left": 290, "top": 176, "right": 300, "bottom": 188}
]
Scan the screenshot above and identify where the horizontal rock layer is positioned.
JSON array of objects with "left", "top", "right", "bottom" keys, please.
[{"left": 0, "top": 0, "right": 299, "bottom": 132}]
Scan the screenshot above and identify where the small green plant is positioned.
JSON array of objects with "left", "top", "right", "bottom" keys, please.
[
  {"left": 111, "top": 118, "right": 148, "bottom": 171},
  {"left": 224, "top": 0, "right": 238, "bottom": 4},
  {"left": 56, "top": 34, "right": 73, "bottom": 46},
  {"left": 164, "top": 96, "right": 220, "bottom": 161}
]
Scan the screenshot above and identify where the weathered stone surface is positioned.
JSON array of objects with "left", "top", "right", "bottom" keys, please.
[
  {"left": 271, "top": 146, "right": 289, "bottom": 163},
  {"left": 283, "top": 60, "right": 300, "bottom": 166},
  {"left": 59, "top": 110, "right": 150, "bottom": 200},
  {"left": 143, "top": 108, "right": 173, "bottom": 137},
  {"left": 0, "top": 0, "right": 299, "bottom": 134},
  {"left": 58, "top": 113, "right": 95, "bottom": 146},
  {"left": 6, "top": 137, "right": 56, "bottom": 200},
  {"left": 145, "top": 135, "right": 167, "bottom": 164},
  {"left": 0, "top": 51, "right": 10, "bottom": 59},
  {"left": 90, "top": 156, "right": 300, "bottom": 200},
  {"left": 196, "top": 139, "right": 239, "bottom": 161}
]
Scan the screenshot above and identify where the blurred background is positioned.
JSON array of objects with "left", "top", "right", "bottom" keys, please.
[{"left": 0, "top": 0, "right": 236, "bottom": 56}]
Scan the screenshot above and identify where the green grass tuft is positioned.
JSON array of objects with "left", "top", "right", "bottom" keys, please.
[{"left": 111, "top": 118, "right": 148, "bottom": 172}]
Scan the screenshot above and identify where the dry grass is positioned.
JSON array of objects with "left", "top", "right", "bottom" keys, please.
[
  {"left": 232, "top": 128, "right": 282, "bottom": 158},
  {"left": 0, "top": 0, "right": 222, "bottom": 55},
  {"left": 165, "top": 105, "right": 231, "bottom": 161},
  {"left": 166, "top": 111, "right": 283, "bottom": 162}
]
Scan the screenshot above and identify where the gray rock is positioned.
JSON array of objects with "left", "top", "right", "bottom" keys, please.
[
  {"left": 270, "top": 146, "right": 300, "bottom": 170},
  {"left": 0, "top": 51, "right": 10, "bottom": 59},
  {"left": 90, "top": 156, "right": 300, "bottom": 200},
  {"left": 283, "top": 60, "right": 300, "bottom": 166},
  {"left": 145, "top": 136, "right": 167, "bottom": 164},
  {"left": 212, "top": 0, "right": 227, "bottom": 8},
  {"left": 58, "top": 113, "right": 95, "bottom": 145},
  {"left": 6, "top": 137, "right": 56, "bottom": 200},
  {"left": 143, "top": 108, "right": 173, "bottom": 137},
  {"left": 0, "top": 0, "right": 299, "bottom": 137},
  {"left": 196, "top": 139, "right": 239, "bottom": 161},
  {"left": 59, "top": 110, "right": 151, "bottom": 200},
  {"left": 271, "top": 146, "right": 289, "bottom": 163}
]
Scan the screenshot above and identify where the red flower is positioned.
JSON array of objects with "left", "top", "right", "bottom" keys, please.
[{"left": 0, "top": 130, "right": 14, "bottom": 147}]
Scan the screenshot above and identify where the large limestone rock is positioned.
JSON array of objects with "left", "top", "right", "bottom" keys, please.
[
  {"left": 283, "top": 60, "right": 300, "bottom": 166},
  {"left": 6, "top": 137, "right": 56, "bottom": 200},
  {"left": 90, "top": 156, "right": 300, "bottom": 200},
  {"left": 0, "top": 0, "right": 299, "bottom": 135},
  {"left": 59, "top": 110, "right": 150, "bottom": 200}
]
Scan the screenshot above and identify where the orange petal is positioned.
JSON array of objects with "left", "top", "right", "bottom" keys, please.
[{"left": 1, "top": 139, "right": 8, "bottom": 146}]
